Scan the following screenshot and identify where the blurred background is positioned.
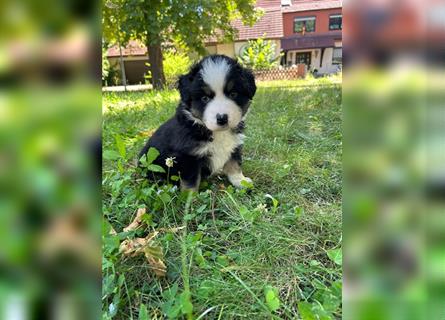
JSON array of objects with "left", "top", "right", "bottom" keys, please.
[
  {"left": 343, "top": 0, "right": 445, "bottom": 319},
  {"left": 0, "top": 0, "right": 101, "bottom": 319}
]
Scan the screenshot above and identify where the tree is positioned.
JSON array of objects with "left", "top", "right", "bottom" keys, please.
[
  {"left": 103, "top": 0, "right": 261, "bottom": 89},
  {"left": 102, "top": 47, "right": 110, "bottom": 83},
  {"left": 237, "top": 37, "right": 281, "bottom": 70}
]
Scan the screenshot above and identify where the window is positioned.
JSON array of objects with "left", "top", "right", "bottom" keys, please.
[
  {"left": 329, "top": 14, "right": 342, "bottom": 30},
  {"left": 295, "top": 52, "right": 312, "bottom": 66},
  {"left": 332, "top": 48, "right": 342, "bottom": 64},
  {"left": 238, "top": 44, "right": 248, "bottom": 56},
  {"left": 294, "top": 17, "right": 316, "bottom": 33},
  {"left": 281, "top": 0, "right": 291, "bottom": 6}
]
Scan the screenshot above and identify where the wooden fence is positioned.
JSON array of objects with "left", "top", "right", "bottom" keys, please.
[{"left": 253, "top": 65, "right": 306, "bottom": 81}]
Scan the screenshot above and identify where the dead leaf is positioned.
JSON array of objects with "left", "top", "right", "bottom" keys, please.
[
  {"left": 119, "top": 237, "right": 146, "bottom": 256},
  {"left": 144, "top": 246, "right": 166, "bottom": 277},
  {"left": 119, "top": 232, "right": 158, "bottom": 255},
  {"left": 123, "top": 208, "right": 146, "bottom": 232},
  {"left": 119, "top": 231, "right": 166, "bottom": 277},
  {"left": 119, "top": 215, "right": 186, "bottom": 278}
]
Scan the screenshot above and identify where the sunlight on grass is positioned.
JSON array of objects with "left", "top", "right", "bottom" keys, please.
[{"left": 102, "top": 76, "right": 342, "bottom": 319}]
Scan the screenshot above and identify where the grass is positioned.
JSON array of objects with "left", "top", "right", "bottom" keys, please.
[{"left": 102, "top": 75, "right": 342, "bottom": 319}]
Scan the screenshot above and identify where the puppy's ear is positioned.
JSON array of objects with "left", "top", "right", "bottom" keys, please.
[
  {"left": 241, "top": 67, "right": 257, "bottom": 99},
  {"left": 177, "top": 74, "right": 192, "bottom": 106},
  {"left": 177, "top": 63, "right": 200, "bottom": 106}
]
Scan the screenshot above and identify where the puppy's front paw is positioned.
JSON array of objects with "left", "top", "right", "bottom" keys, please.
[
  {"left": 180, "top": 180, "right": 199, "bottom": 193},
  {"left": 229, "top": 175, "right": 253, "bottom": 188}
]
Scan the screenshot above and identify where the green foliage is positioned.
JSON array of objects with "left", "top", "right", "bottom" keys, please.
[
  {"left": 264, "top": 285, "right": 281, "bottom": 312},
  {"left": 103, "top": 0, "right": 261, "bottom": 87},
  {"left": 143, "top": 61, "right": 152, "bottom": 85},
  {"left": 159, "top": 283, "right": 195, "bottom": 319},
  {"left": 139, "top": 147, "right": 166, "bottom": 173},
  {"left": 163, "top": 49, "right": 193, "bottom": 89},
  {"left": 103, "top": 0, "right": 260, "bottom": 53},
  {"left": 179, "top": 291, "right": 194, "bottom": 316},
  {"left": 102, "top": 77, "right": 342, "bottom": 318},
  {"left": 298, "top": 301, "right": 317, "bottom": 320},
  {"left": 138, "top": 304, "right": 149, "bottom": 320},
  {"left": 104, "top": 65, "right": 122, "bottom": 87},
  {"left": 102, "top": 46, "right": 110, "bottom": 82},
  {"left": 161, "top": 283, "right": 182, "bottom": 318},
  {"left": 327, "top": 248, "right": 342, "bottom": 265},
  {"left": 237, "top": 37, "right": 281, "bottom": 70}
]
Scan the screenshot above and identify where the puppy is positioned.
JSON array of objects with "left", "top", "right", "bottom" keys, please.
[{"left": 138, "top": 55, "right": 256, "bottom": 191}]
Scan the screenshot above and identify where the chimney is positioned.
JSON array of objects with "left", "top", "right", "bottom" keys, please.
[{"left": 281, "top": 0, "right": 292, "bottom": 7}]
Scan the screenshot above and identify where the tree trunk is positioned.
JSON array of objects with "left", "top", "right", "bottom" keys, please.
[
  {"left": 118, "top": 40, "right": 127, "bottom": 90},
  {"left": 147, "top": 43, "right": 165, "bottom": 90}
]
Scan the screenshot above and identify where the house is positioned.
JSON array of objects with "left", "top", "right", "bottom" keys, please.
[
  {"left": 105, "top": 0, "right": 343, "bottom": 85},
  {"left": 281, "top": 0, "right": 342, "bottom": 74},
  {"left": 206, "top": 0, "right": 342, "bottom": 74},
  {"left": 106, "top": 40, "right": 149, "bottom": 85},
  {"left": 205, "top": 0, "right": 283, "bottom": 59}
]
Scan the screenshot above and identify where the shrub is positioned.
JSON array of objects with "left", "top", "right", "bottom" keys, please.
[
  {"left": 162, "top": 49, "right": 193, "bottom": 88},
  {"left": 237, "top": 38, "right": 281, "bottom": 70}
]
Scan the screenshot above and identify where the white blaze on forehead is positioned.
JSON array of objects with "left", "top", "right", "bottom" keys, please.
[
  {"left": 200, "top": 57, "right": 231, "bottom": 93},
  {"left": 199, "top": 57, "right": 242, "bottom": 131}
]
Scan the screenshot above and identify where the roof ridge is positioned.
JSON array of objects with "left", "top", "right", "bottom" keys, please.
[{"left": 261, "top": 7, "right": 283, "bottom": 12}]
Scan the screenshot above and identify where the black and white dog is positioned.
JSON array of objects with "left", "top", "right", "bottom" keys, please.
[{"left": 139, "top": 55, "right": 256, "bottom": 191}]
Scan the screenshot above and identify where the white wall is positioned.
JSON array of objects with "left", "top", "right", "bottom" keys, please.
[
  {"left": 205, "top": 39, "right": 281, "bottom": 59},
  {"left": 319, "top": 47, "right": 342, "bottom": 74},
  {"left": 206, "top": 45, "right": 217, "bottom": 54},
  {"left": 216, "top": 43, "right": 235, "bottom": 57},
  {"left": 312, "top": 49, "right": 321, "bottom": 71},
  {"left": 320, "top": 47, "right": 333, "bottom": 74}
]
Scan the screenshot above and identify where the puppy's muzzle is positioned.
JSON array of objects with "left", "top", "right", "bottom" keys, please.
[{"left": 216, "top": 113, "right": 228, "bottom": 126}]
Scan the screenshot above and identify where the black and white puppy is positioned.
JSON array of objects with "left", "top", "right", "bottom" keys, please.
[{"left": 139, "top": 54, "right": 256, "bottom": 191}]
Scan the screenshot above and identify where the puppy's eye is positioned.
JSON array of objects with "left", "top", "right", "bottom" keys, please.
[
  {"left": 229, "top": 91, "right": 238, "bottom": 98},
  {"left": 201, "top": 96, "right": 210, "bottom": 103}
]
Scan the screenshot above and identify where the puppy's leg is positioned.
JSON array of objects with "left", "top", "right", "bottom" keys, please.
[
  {"left": 180, "top": 172, "right": 201, "bottom": 192},
  {"left": 223, "top": 149, "right": 252, "bottom": 188},
  {"left": 179, "top": 156, "right": 202, "bottom": 192}
]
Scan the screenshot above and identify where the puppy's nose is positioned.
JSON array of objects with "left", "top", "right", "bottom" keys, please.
[{"left": 216, "top": 113, "right": 228, "bottom": 126}]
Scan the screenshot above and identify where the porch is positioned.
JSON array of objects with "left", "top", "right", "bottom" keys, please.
[{"left": 281, "top": 32, "right": 342, "bottom": 74}]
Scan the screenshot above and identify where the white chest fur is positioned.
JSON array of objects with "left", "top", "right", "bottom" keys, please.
[{"left": 193, "top": 131, "right": 244, "bottom": 174}]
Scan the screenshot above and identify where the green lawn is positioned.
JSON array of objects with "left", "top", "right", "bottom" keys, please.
[{"left": 102, "top": 76, "right": 342, "bottom": 319}]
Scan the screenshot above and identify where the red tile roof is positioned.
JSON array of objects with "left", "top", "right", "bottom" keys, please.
[
  {"left": 206, "top": 0, "right": 283, "bottom": 43},
  {"left": 283, "top": 0, "right": 342, "bottom": 13},
  {"left": 107, "top": 40, "right": 147, "bottom": 57},
  {"left": 232, "top": 8, "right": 284, "bottom": 41},
  {"left": 255, "top": 0, "right": 282, "bottom": 9}
]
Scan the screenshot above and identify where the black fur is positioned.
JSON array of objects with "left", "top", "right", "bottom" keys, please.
[{"left": 138, "top": 55, "right": 256, "bottom": 188}]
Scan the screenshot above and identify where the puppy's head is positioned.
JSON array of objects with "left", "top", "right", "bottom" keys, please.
[{"left": 178, "top": 55, "right": 256, "bottom": 132}]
